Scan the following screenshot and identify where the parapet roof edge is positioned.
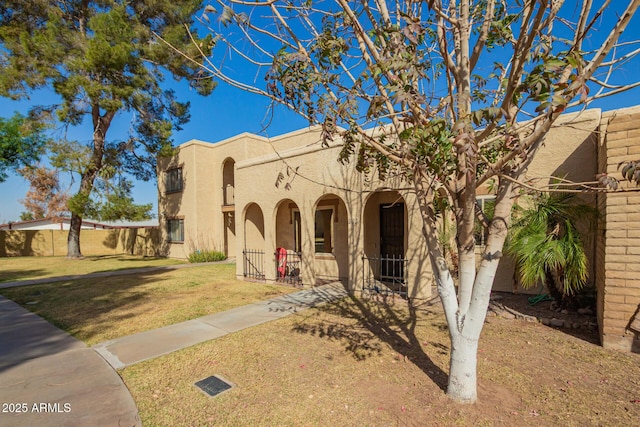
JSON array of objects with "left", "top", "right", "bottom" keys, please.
[
  {"left": 552, "top": 107, "right": 601, "bottom": 124},
  {"left": 602, "top": 104, "right": 640, "bottom": 117},
  {"left": 236, "top": 133, "right": 346, "bottom": 170},
  {"left": 178, "top": 132, "right": 267, "bottom": 149},
  {"left": 177, "top": 125, "right": 327, "bottom": 150}
]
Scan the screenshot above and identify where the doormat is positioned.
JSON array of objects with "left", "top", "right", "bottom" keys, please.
[{"left": 194, "top": 375, "right": 234, "bottom": 398}]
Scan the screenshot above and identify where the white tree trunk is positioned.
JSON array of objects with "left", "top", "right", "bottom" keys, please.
[
  {"left": 448, "top": 330, "right": 480, "bottom": 402},
  {"left": 414, "top": 174, "right": 515, "bottom": 403},
  {"left": 446, "top": 258, "right": 499, "bottom": 403}
]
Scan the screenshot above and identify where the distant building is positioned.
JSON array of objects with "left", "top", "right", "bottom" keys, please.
[{"left": 0, "top": 217, "right": 158, "bottom": 231}]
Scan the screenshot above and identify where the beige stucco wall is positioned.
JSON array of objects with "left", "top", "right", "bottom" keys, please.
[
  {"left": 158, "top": 110, "right": 600, "bottom": 296},
  {"left": 157, "top": 127, "right": 328, "bottom": 260},
  {"left": 0, "top": 228, "right": 161, "bottom": 257},
  {"left": 234, "top": 141, "right": 362, "bottom": 286},
  {"left": 158, "top": 109, "right": 601, "bottom": 300},
  {"left": 491, "top": 109, "right": 600, "bottom": 293},
  {"left": 231, "top": 136, "right": 433, "bottom": 298},
  {"left": 158, "top": 106, "right": 640, "bottom": 353}
]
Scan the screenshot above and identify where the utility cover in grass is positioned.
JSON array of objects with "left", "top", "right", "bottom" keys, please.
[{"left": 195, "top": 375, "right": 234, "bottom": 398}]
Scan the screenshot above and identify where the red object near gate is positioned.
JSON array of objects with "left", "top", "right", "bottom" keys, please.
[{"left": 276, "top": 247, "right": 287, "bottom": 277}]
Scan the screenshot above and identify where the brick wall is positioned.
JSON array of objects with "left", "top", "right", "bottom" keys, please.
[
  {"left": 0, "top": 228, "right": 162, "bottom": 257},
  {"left": 599, "top": 107, "right": 640, "bottom": 352}
]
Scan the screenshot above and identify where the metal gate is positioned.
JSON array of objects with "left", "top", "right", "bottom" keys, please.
[
  {"left": 362, "top": 254, "right": 407, "bottom": 298},
  {"left": 243, "top": 249, "right": 265, "bottom": 281},
  {"left": 275, "top": 249, "right": 303, "bottom": 287}
]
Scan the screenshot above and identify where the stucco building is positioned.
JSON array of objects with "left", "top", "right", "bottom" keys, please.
[{"left": 158, "top": 106, "right": 640, "bottom": 353}]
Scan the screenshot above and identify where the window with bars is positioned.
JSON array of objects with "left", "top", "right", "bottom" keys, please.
[{"left": 165, "top": 168, "right": 183, "bottom": 193}]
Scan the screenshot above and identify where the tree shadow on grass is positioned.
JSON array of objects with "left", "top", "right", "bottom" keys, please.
[
  {"left": 0, "top": 268, "right": 48, "bottom": 283},
  {"left": 0, "top": 268, "right": 180, "bottom": 372},
  {"left": 291, "top": 289, "right": 449, "bottom": 392},
  {"left": 83, "top": 255, "right": 169, "bottom": 262}
]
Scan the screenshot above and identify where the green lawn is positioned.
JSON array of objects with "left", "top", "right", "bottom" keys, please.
[
  {"left": 0, "top": 263, "right": 296, "bottom": 345},
  {"left": 0, "top": 255, "right": 187, "bottom": 282}
]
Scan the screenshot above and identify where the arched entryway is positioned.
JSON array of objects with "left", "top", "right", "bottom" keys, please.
[
  {"left": 243, "top": 203, "right": 265, "bottom": 280},
  {"left": 274, "top": 199, "right": 302, "bottom": 285},
  {"left": 362, "top": 190, "right": 408, "bottom": 296},
  {"left": 222, "top": 158, "right": 236, "bottom": 257},
  {"left": 313, "top": 194, "right": 349, "bottom": 284}
]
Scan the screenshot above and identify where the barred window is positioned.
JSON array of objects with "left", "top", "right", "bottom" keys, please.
[{"left": 165, "top": 168, "right": 183, "bottom": 193}]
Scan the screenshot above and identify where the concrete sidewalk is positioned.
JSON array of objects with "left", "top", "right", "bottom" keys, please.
[
  {"left": 94, "top": 283, "right": 348, "bottom": 368},
  {"left": 0, "top": 296, "right": 141, "bottom": 427},
  {"left": 0, "top": 280, "right": 347, "bottom": 426}
]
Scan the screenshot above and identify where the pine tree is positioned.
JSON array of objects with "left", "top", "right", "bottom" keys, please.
[{"left": 0, "top": 1, "right": 215, "bottom": 256}]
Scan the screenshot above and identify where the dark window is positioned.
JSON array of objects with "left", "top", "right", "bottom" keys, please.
[
  {"left": 168, "top": 218, "right": 184, "bottom": 242},
  {"left": 380, "top": 203, "right": 404, "bottom": 258},
  {"left": 314, "top": 209, "right": 333, "bottom": 253},
  {"left": 166, "top": 168, "right": 183, "bottom": 193}
]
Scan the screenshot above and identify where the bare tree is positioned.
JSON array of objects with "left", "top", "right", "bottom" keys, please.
[
  {"left": 179, "top": 1, "right": 640, "bottom": 402},
  {"left": 19, "top": 164, "right": 69, "bottom": 221}
]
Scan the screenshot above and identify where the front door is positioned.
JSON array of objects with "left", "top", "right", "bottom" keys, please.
[{"left": 380, "top": 203, "right": 404, "bottom": 280}]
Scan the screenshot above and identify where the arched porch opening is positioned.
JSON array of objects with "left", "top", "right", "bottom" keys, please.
[
  {"left": 362, "top": 190, "right": 408, "bottom": 297},
  {"left": 243, "top": 203, "right": 265, "bottom": 280},
  {"left": 222, "top": 158, "right": 235, "bottom": 206},
  {"left": 222, "top": 158, "right": 236, "bottom": 257},
  {"left": 274, "top": 199, "right": 302, "bottom": 286},
  {"left": 313, "top": 194, "right": 349, "bottom": 285}
]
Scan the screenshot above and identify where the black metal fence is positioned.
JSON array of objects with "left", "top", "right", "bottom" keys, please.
[
  {"left": 362, "top": 254, "right": 408, "bottom": 298},
  {"left": 275, "top": 249, "right": 303, "bottom": 287},
  {"left": 243, "top": 249, "right": 265, "bottom": 281}
]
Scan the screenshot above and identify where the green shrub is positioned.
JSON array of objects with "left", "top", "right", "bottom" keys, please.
[{"left": 187, "top": 249, "right": 227, "bottom": 263}]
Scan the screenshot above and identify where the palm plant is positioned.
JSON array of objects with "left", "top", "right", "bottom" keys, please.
[{"left": 505, "top": 192, "right": 597, "bottom": 306}]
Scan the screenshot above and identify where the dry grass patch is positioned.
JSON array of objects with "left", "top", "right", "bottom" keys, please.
[
  {"left": 0, "top": 264, "right": 296, "bottom": 345},
  {"left": 121, "top": 295, "right": 640, "bottom": 427},
  {"left": 0, "top": 255, "right": 187, "bottom": 282}
]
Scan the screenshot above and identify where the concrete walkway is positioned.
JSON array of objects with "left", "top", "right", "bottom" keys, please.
[
  {"left": 93, "top": 284, "right": 347, "bottom": 368},
  {"left": 0, "top": 276, "right": 347, "bottom": 426},
  {"left": 0, "top": 296, "right": 141, "bottom": 426}
]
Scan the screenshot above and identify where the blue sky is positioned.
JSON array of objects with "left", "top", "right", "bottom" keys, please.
[
  {"left": 0, "top": 81, "right": 308, "bottom": 224},
  {"left": 2, "top": 4, "right": 640, "bottom": 223},
  {"left": 3, "top": 68, "right": 640, "bottom": 224}
]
